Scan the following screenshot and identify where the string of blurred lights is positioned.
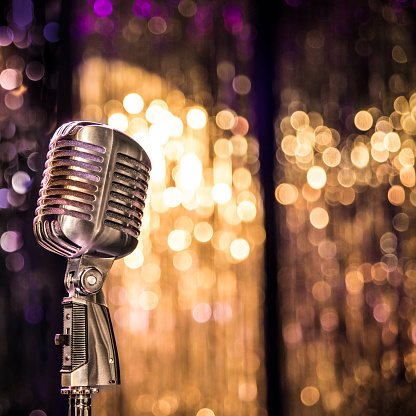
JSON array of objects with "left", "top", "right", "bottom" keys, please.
[
  {"left": 69, "top": 1, "right": 266, "bottom": 415},
  {"left": 275, "top": 1, "right": 416, "bottom": 415}
]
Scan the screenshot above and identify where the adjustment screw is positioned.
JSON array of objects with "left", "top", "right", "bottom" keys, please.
[
  {"left": 80, "top": 268, "right": 103, "bottom": 294},
  {"left": 65, "top": 354, "right": 70, "bottom": 362},
  {"left": 55, "top": 333, "right": 69, "bottom": 346}
]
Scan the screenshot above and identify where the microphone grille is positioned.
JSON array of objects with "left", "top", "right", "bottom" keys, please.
[{"left": 104, "top": 152, "right": 151, "bottom": 238}]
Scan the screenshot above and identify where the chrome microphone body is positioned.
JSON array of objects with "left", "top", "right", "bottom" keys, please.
[{"left": 33, "top": 121, "right": 151, "bottom": 413}]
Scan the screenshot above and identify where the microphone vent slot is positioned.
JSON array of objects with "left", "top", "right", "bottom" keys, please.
[
  {"left": 105, "top": 153, "right": 150, "bottom": 238},
  {"left": 36, "top": 138, "right": 105, "bottom": 222},
  {"left": 71, "top": 303, "right": 88, "bottom": 370}
]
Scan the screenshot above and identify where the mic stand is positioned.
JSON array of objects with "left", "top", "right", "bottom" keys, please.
[{"left": 55, "top": 255, "right": 120, "bottom": 416}]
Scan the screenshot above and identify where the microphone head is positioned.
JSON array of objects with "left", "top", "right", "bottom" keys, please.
[{"left": 34, "top": 121, "right": 151, "bottom": 259}]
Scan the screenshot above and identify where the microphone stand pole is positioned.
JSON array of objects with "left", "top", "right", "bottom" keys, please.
[{"left": 62, "top": 387, "right": 97, "bottom": 416}]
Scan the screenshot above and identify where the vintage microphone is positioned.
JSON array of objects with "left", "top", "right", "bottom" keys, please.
[{"left": 33, "top": 121, "right": 151, "bottom": 415}]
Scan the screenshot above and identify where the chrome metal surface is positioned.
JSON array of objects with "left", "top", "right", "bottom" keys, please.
[
  {"left": 33, "top": 121, "right": 151, "bottom": 259},
  {"left": 33, "top": 122, "right": 151, "bottom": 413},
  {"left": 59, "top": 293, "right": 120, "bottom": 388}
]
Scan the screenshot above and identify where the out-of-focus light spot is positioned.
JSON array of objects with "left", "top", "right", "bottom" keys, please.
[
  {"left": 108, "top": 113, "right": 128, "bottom": 132},
  {"left": 237, "top": 201, "right": 256, "bottom": 222},
  {"left": 11, "top": 171, "right": 32, "bottom": 194},
  {"left": 393, "top": 212, "right": 409, "bottom": 232},
  {"left": 231, "top": 116, "right": 249, "bottom": 136},
  {"left": 94, "top": 0, "right": 113, "bottom": 18},
  {"left": 212, "top": 183, "right": 232, "bottom": 204},
  {"left": 307, "top": 166, "right": 326, "bottom": 189},
  {"left": 315, "top": 126, "right": 333, "bottom": 147},
  {"left": 163, "top": 187, "right": 182, "bottom": 207},
  {"left": 29, "top": 410, "right": 47, "bottom": 416},
  {"left": 300, "top": 386, "right": 320, "bottom": 406},
  {"left": 141, "top": 263, "right": 161, "bottom": 283},
  {"left": 283, "top": 322, "right": 303, "bottom": 347},
  {"left": 123, "top": 93, "right": 144, "bottom": 114},
  {"left": 230, "top": 238, "right": 250, "bottom": 261},
  {"left": 108, "top": 286, "right": 128, "bottom": 305},
  {"left": 82, "top": 104, "right": 103, "bottom": 122},
  {"left": 139, "top": 291, "right": 159, "bottom": 310},
  {"left": 384, "top": 132, "right": 401, "bottom": 152},
  {"left": 165, "top": 140, "right": 184, "bottom": 161},
  {"left": 371, "top": 142, "right": 389, "bottom": 163},
  {"left": 290, "top": 111, "right": 309, "bottom": 131},
  {"left": 136, "top": 394, "right": 155, "bottom": 413},
  {"left": 338, "top": 168, "right": 356, "bottom": 187},
  {"left": 177, "top": 153, "right": 203, "bottom": 191},
  {"left": 388, "top": 185, "right": 405, "bottom": 206},
  {"left": 167, "top": 116, "right": 183, "bottom": 138},
  {"left": 394, "top": 96, "right": 410, "bottom": 115},
  {"left": 345, "top": 270, "right": 364, "bottom": 294},
  {"left": 192, "top": 303, "right": 212, "bottom": 323},
  {"left": 26, "top": 61, "right": 45, "bottom": 81},
  {"left": 132, "top": 0, "right": 152, "bottom": 18},
  {"left": 5, "top": 252, "right": 24, "bottom": 272},
  {"left": 193, "top": 407, "right": 217, "bottom": 416},
  {"left": 148, "top": 16, "right": 167, "bottom": 35},
  {"left": 178, "top": 0, "right": 197, "bottom": 17},
  {"left": 173, "top": 251, "right": 193, "bottom": 271},
  {"left": 232, "top": 75, "right": 251, "bottom": 95},
  {"left": 216, "top": 110, "right": 236, "bottom": 130},
  {"left": 1, "top": 231, "right": 22, "bottom": 252},
  {"left": 0, "top": 69, "right": 23, "bottom": 90},
  {"left": 0, "top": 27, "right": 14, "bottom": 46},
  {"left": 354, "top": 111, "right": 373, "bottom": 131},
  {"left": 399, "top": 148, "right": 414, "bottom": 167},
  {"left": 233, "top": 167, "right": 251, "bottom": 189},
  {"left": 25, "top": 304, "right": 44, "bottom": 324},
  {"left": 312, "top": 281, "right": 331, "bottom": 302},
  {"left": 323, "top": 147, "right": 341, "bottom": 167},
  {"left": 43, "top": 22, "right": 59, "bottom": 42},
  {"left": 214, "top": 138, "right": 233, "bottom": 158},
  {"left": 13, "top": 0, "right": 34, "bottom": 27},
  {"left": 213, "top": 302, "right": 232, "bottom": 323},
  {"left": 149, "top": 124, "right": 169, "bottom": 145},
  {"left": 217, "top": 61, "right": 235, "bottom": 82},
  {"left": 351, "top": 145, "right": 369, "bottom": 168},
  {"left": 309, "top": 207, "right": 329, "bottom": 229},
  {"left": 231, "top": 135, "right": 248, "bottom": 156},
  {"left": 275, "top": 183, "right": 298, "bottom": 205},
  {"left": 373, "top": 303, "right": 391, "bottom": 323},
  {"left": 238, "top": 382, "right": 257, "bottom": 402},
  {"left": 320, "top": 310, "right": 339, "bottom": 332},
  {"left": 0, "top": 189, "right": 9, "bottom": 209},
  {"left": 400, "top": 167, "right": 415, "bottom": 187},
  {"left": 124, "top": 249, "right": 144, "bottom": 269},
  {"left": 392, "top": 45, "right": 407, "bottom": 63},
  {"left": 168, "top": 230, "right": 191, "bottom": 251},
  {"left": 187, "top": 107, "right": 207, "bottom": 129},
  {"left": 194, "top": 222, "right": 213, "bottom": 242},
  {"left": 146, "top": 100, "right": 168, "bottom": 124},
  {"left": 5, "top": 91, "right": 24, "bottom": 110}
]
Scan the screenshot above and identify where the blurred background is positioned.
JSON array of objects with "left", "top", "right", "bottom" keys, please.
[{"left": 1, "top": 0, "right": 416, "bottom": 415}]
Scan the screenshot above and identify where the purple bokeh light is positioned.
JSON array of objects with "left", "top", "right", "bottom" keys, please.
[
  {"left": 12, "top": 0, "right": 34, "bottom": 28},
  {"left": 94, "top": 0, "right": 113, "bottom": 18},
  {"left": 223, "top": 3, "right": 242, "bottom": 34},
  {"left": 43, "top": 22, "right": 59, "bottom": 42},
  {"left": 133, "top": 0, "right": 152, "bottom": 18},
  {"left": 24, "top": 304, "right": 44, "bottom": 324},
  {"left": 72, "top": 13, "right": 96, "bottom": 38},
  {"left": 0, "top": 189, "right": 9, "bottom": 209}
]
